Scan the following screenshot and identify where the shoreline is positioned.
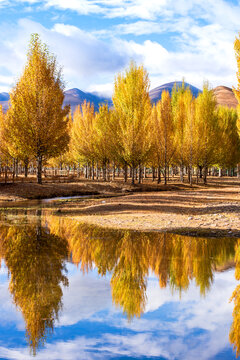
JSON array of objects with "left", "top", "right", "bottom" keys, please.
[{"left": 0, "top": 177, "right": 239, "bottom": 237}]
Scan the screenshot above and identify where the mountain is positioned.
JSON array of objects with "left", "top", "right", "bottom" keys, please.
[
  {"left": 0, "top": 93, "right": 10, "bottom": 101},
  {"left": 0, "top": 92, "right": 10, "bottom": 112},
  {"left": 149, "top": 81, "right": 202, "bottom": 103},
  {"left": 0, "top": 88, "right": 111, "bottom": 113},
  {"left": 63, "top": 88, "right": 111, "bottom": 111},
  {"left": 0, "top": 83, "right": 237, "bottom": 113},
  {"left": 213, "top": 86, "right": 237, "bottom": 109}
]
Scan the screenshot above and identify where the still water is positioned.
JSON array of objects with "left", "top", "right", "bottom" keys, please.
[{"left": 0, "top": 213, "right": 239, "bottom": 360}]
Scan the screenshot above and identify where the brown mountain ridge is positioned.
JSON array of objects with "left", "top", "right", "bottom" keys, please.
[
  {"left": 213, "top": 86, "right": 238, "bottom": 109},
  {"left": 0, "top": 84, "right": 238, "bottom": 111}
]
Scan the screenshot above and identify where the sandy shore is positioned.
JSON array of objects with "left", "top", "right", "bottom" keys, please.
[
  {"left": 0, "top": 177, "right": 240, "bottom": 236},
  {"left": 64, "top": 180, "right": 240, "bottom": 235}
]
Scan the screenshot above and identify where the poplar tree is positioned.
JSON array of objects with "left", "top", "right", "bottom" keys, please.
[
  {"left": 172, "top": 82, "right": 191, "bottom": 182},
  {"left": 7, "top": 34, "right": 70, "bottom": 184},
  {"left": 71, "top": 101, "right": 96, "bottom": 177},
  {"left": 194, "top": 83, "right": 219, "bottom": 184},
  {"left": 233, "top": 33, "right": 240, "bottom": 136},
  {"left": 113, "top": 61, "right": 152, "bottom": 184},
  {"left": 217, "top": 106, "right": 240, "bottom": 169},
  {"left": 152, "top": 91, "right": 175, "bottom": 185},
  {"left": 94, "top": 103, "right": 112, "bottom": 181}
]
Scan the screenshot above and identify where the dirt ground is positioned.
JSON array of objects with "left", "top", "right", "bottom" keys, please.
[
  {"left": 62, "top": 178, "right": 240, "bottom": 236},
  {"left": 0, "top": 177, "right": 240, "bottom": 236}
]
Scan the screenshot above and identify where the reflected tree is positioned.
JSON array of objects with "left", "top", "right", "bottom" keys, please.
[
  {"left": 0, "top": 216, "right": 69, "bottom": 355},
  {"left": 48, "top": 217, "right": 236, "bottom": 321}
]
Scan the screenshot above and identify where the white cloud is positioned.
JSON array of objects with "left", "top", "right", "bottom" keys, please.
[{"left": 0, "top": 0, "right": 239, "bottom": 94}]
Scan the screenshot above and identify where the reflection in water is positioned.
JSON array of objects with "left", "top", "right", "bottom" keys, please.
[
  {"left": 49, "top": 217, "right": 237, "bottom": 317},
  {"left": 230, "top": 239, "right": 240, "bottom": 356},
  {"left": 0, "top": 215, "right": 69, "bottom": 355},
  {"left": 0, "top": 214, "right": 239, "bottom": 356}
]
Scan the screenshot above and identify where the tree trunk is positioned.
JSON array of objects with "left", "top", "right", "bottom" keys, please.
[
  {"left": 199, "top": 165, "right": 203, "bottom": 178},
  {"left": 24, "top": 158, "right": 29, "bottom": 178},
  {"left": 112, "top": 162, "right": 115, "bottom": 181},
  {"left": 152, "top": 167, "right": 155, "bottom": 182},
  {"left": 4, "top": 166, "right": 7, "bottom": 184},
  {"left": 189, "top": 166, "right": 193, "bottom": 186},
  {"left": 157, "top": 166, "right": 161, "bottom": 184},
  {"left": 164, "top": 164, "right": 167, "bottom": 185},
  {"left": 124, "top": 163, "right": 128, "bottom": 183},
  {"left": 180, "top": 163, "right": 184, "bottom": 182},
  {"left": 138, "top": 165, "right": 142, "bottom": 184},
  {"left": 15, "top": 158, "right": 19, "bottom": 178},
  {"left": 77, "top": 162, "right": 80, "bottom": 178},
  {"left": 96, "top": 162, "right": 99, "bottom": 180},
  {"left": 92, "top": 161, "right": 94, "bottom": 180},
  {"left": 37, "top": 155, "right": 42, "bottom": 184},
  {"left": 132, "top": 166, "right": 135, "bottom": 185},
  {"left": 237, "top": 164, "right": 240, "bottom": 178},
  {"left": 203, "top": 163, "right": 208, "bottom": 185},
  {"left": 143, "top": 166, "right": 146, "bottom": 179},
  {"left": 107, "top": 161, "right": 110, "bottom": 182},
  {"left": 103, "top": 161, "right": 107, "bottom": 181},
  {"left": 12, "top": 159, "right": 15, "bottom": 183}
]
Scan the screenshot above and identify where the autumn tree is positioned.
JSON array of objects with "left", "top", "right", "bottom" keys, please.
[
  {"left": 194, "top": 83, "right": 219, "bottom": 184},
  {"left": 70, "top": 101, "right": 96, "bottom": 178},
  {"left": 94, "top": 103, "right": 113, "bottom": 181},
  {"left": 0, "top": 217, "right": 69, "bottom": 354},
  {"left": 232, "top": 34, "right": 240, "bottom": 176},
  {"left": 113, "top": 61, "right": 152, "bottom": 184},
  {"left": 7, "top": 34, "right": 70, "bottom": 184},
  {"left": 233, "top": 33, "right": 240, "bottom": 136},
  {"left": 172, "top": 82, "right": 188, "bottom": 182},
  {"left": 152, "top": 90, "right": 175, "bottom": 185},
  {"left": 217, "top": 106, "right": 240, "bottom": 171}
]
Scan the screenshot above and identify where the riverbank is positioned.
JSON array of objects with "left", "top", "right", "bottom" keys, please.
[
  {"left": 0, "top": 177, "right": 200, "bottom": 200},
  {"left": 1, "top": 177, "right": 240, "bottom": 237},
  {"left": 55, "top": 178, "right": 240, "bottom": 236}
]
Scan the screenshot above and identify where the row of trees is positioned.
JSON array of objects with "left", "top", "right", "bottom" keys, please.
[
  {"left": 70, "top": 77, "right": 240, "bottom": 185},
  {"left": 1, "top": 34, "right": 240, "bottom": 184}
]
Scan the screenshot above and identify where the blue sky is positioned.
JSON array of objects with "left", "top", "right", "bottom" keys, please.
[{"left": 0, "top": 0, "right": 239, "bottom": 96}]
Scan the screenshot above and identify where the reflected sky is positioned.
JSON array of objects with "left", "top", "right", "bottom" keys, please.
[{"left": 0, "top": 214, "right": 239, "bottom": 359}]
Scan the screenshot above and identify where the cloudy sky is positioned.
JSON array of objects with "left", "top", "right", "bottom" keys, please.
[{"left": 0, "top": 0, "right": 239, "bottom": 96}]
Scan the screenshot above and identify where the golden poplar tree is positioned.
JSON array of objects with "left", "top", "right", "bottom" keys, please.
[
  {"left": 153, "top": 90, "right": 175, "bottom": 185},
  {"left": 194, "top": 83, "right": 219, "bottom": 184},
  {"left": 233, "top": 33, "right": 240, "bottom": 136},
  {"left": 171, "top": 82, "right": 188, "bottom": 182},
  {"left": 7, "top": 34, "right": 70, "bottom": 184},
  {"left": 113, "top": 61, "right": 152, "bottom": 184},
  {"left": 94, "top": 103, "right": 112, "bottom": 181},
  {"left": 70, "top": 101, "right": 96, "bottom": 177},
  {"left": 217, "top": 106, "right": 240, "bottom": 169}
]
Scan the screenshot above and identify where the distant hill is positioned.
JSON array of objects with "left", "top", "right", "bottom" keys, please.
[
  {"left": 0, "top": 83, "right": 237, "bottom": 113},
  {"left": 213, "top": 86, "right": 238, "bottom": 109},
  {"left": 63, "top": 88, "right": 111, "bottom": 112},
  {"left": 0, "top": 88, "right": 111, "bottom": 113},
  {"left": 0, "top": 92, "right": 10, "bottom": 112},
  {"left": 149, "top": 81, "right": 201, "bottom": 103}
]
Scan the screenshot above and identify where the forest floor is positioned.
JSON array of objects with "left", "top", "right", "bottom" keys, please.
[{"left": 0, "top": 176, "right": 240, "bottom": 237}]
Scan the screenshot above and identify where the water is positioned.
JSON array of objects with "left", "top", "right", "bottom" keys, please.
[{"left": 0, "top": 213, "right": 239, "bottom": 359}]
